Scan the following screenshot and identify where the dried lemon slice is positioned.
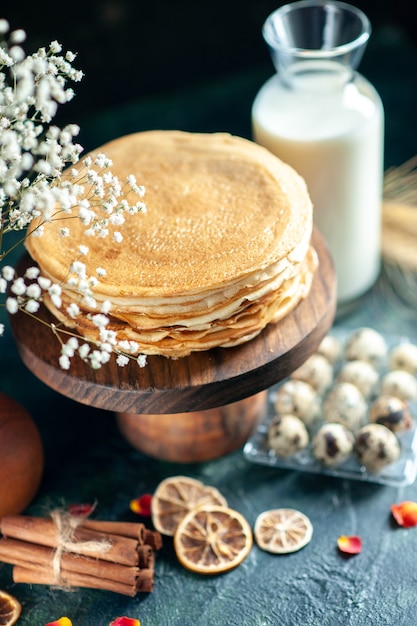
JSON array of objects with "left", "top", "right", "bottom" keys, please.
[
  {"left": 0, "top": 590, "right": 22, "bottom": 626},
  {"left": 151, "top": 475, "right": 227, "bottom": 536},
  {"left": 254, "top": 508, "right": 313, "bottom": 554},
  {"left": 174, "top": 504, "right": 253, "bottom": 574}
]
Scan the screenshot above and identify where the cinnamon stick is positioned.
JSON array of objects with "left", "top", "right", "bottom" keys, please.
[
  {"left": 0, "top": 537, "right": 147, "bottom": 586},
  {"left": 81, "top": 519, "right": 162, "bottom": 550},
  {"left": 0, "top": 516, "right": 139, "bottom": 566},
  {"left": 12, "top": 565, "right": 143, "bottom": 596},
  {"left": 0, "top": 514, "right": 160, "bottom": 595},
  {"left": 80, "top": 520, "right": 146, "bottom": 543},
  {"left": 137, "top": 544, "right": 155, "bottom": 569}
]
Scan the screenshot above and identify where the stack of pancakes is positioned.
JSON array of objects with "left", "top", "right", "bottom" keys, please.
[{"left": 25, "top": 131, "right": 318, "bottom": 358}]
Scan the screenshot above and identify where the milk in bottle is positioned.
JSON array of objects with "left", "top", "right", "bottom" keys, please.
[{"left": 252, "top": 1, "right": 384, "bottom": 311}]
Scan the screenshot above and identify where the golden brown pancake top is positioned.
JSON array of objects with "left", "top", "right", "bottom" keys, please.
[{"left": 26, "top": 131, "right": 312, "bottom": 298}]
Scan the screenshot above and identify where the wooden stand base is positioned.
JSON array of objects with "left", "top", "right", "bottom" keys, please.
[
  {"left": 117, "top": 390, "right": 268, "bottom": 463},
  {"left": 11, "top": 229, "right": 336, "bottom": 462}
]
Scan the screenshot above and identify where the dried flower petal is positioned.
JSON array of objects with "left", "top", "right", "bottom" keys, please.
[
  {"left": 67, "top": 502, "right": 97, "bottom": 517},
  {"left": 337, "top": 535, "right": 362, "bottom": 555},
  {"left": 45, "top": 618, "right": 72, "bottom": 626},
  {"left": 391, "top": 501, "right": 417, "bottom": 527},
  {"left": 130, "top": 494, "right": 152, "bottom": 517},
  {"left": 109, "top": 618, "right": 141, "bottom": 626}
]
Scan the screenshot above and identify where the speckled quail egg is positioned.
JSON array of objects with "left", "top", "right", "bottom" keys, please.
[
  {"left": 344, "top": 327, "right": 387, "bottom": 368},
  {"left": 389, "top": 342, "right": 417, "bottom": 375},
  {"left": 312, "top": 423, "right": 355, "bottom": 467},
  {"left": 380, "top": 369, "right": 417, "bottom": 402},
  {"left": 368, "top": 395, "right": 412, "bottom": 433},
  {"left": 274, "top": 380, "right": 321, "bottom": 426},
  {"left": 267, "top": 414, "right": 309, "bottom": 457},
  {"left": 291, "top": 353, "right": 334, "bottom": 395},
  {"left": 355, "top": 423, "right": 400, "bottom": 473},
  {"left": 316, "top": 334, "right": 342, "bottom": 365},
  {"left": 322, "top": 382, "right": 367, "bottom": 431},
  {"left": 337, "top": 359, "right": 379, "bottom": 400}
]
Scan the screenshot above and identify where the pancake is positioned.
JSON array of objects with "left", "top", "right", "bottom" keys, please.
[{"left": 25, "top": 130, "right": 317, "bottom": 358}]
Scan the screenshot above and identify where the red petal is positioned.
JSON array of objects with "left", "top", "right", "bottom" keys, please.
[
  {"left": 67, "top": 502, "right": 97, "bottom": 517},
  {"left": 337, "top": 535, "right": 362, "bottom": 554},
  {"left": 391, "top": 501, "right": 417, "bottom": 527},
  {"left": 130, "top": 494, "right": 152, "bottom": 516},
  {"left": 109, "top": 618, "right": 141, "bottom": 626}
]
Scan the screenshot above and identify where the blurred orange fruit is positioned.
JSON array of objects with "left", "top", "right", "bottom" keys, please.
[{"left": 0, "top": 392, "right": 44, "bottom": 519}]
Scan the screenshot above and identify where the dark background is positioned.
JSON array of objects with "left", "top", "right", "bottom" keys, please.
[{"left": 2, "top": 1, "right": 417, "bottom": 162}]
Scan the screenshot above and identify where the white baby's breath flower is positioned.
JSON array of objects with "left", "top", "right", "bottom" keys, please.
[
  {"left": 49, "top": 40, "right": 62, "bottom": 53},
  {"left": 61, "top": 337, "right": 79, "bottom": 358},
  {"left": 25, "top": 299, "right": 40, "bottom": 313},
  {"left": 135, "top": 201, "right": 147, "bottom": 213},
  {"left": 0, "top": 26, "right": 148, "bottom": 371},
  {"left": 67, "top": 302, "right": 80, "bottom": 318},
  {"left": 9, "top": 45, "right": 25, "bottom": 62},
  {"left": 70, "top": 261, "right": 87, "bottom": 279},
  {"left": 101, "top": 300, "right": 111, "bottom": 314},
  {"left": 24, "top": 266, "right": 40, "bottom": 279},
  {"left": 109, "top": 213, "right": 125, "bottom": 226},
  {"left": 99, "top": 350, "right": 111, "bottom": 364},
  {"left": 10, "top": 277, "right": 26, "bottom": 295},
  {"left": 89, "top": 350, "right": 103, "bottom": 369},
  {"left": 82, "top": 294, "right": 97, "bottom": 309},
  {"left": 91, "top": 313, "right": 109, "bottom": 329},
  {"left": 0, "top": 323, "right": 4, "bottom": 336},
  {"left": 6, "top": 297, "right": 19, "bottom": 314},
  {"left": 26, "top": 283, "right": 42, "bottom": 299},
  {"left": 2, "top": 266, "right": 15, "bottom": 281},
  {"left": 38, "top": 276, "right": 51, "bottom": 289},
  {"left": 0, "top": 19, "right": 10, "bottom": 34},
  {"left": 116, "top": 354, "right": 129, "bottom": 367},
  {"left": 59, "top": 354, "right": 71, "bottom": 370},
  {"left": 78, "top": 343, "right": 90, "bottom": 359},
  {"left": 68, "top": 336, "right": 79, "bottom": 350},
  {"left": 10, "top": 29, "right": 26, "bottom": 44},
  {"left": 48, "top": 283, "right": 62, "bottom": 308},
  {"left": 138, "top": 354, "right": 147, "bottom": 368}
]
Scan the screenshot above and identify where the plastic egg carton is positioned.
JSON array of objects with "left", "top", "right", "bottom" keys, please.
[{"left": 244, "top": 327, "right": 417, "bottom": 486}]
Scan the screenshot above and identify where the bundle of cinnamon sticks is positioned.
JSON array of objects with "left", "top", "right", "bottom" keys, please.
[{"left": 0, "top": 513, "right": 162, "bottom": 596}]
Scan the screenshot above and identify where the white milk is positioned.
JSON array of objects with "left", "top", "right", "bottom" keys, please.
[{"left": 252, "top": 71, "right": 384, "bottom": 307}]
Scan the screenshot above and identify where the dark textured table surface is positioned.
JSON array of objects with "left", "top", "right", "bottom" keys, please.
[{"left": 1, "top": 23, "right": 417, "bottom": 626}]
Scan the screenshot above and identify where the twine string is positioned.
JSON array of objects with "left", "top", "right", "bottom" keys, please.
[{"left": 50, "top": 509, "right": 112, "bottom": 587}]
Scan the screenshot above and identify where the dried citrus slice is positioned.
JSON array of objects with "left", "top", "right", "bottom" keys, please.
[
  {"left": 174, "top": 504, "right": 253, "bottom": 574},
  {"left": 0, "top": 590, "right": 22, "bottom": 626},
  {"left": 254, "top": 508, "right": 313, "bottom": 554},
  {"left": 151, "top": 476, "right": 227, "bottom": 536}
]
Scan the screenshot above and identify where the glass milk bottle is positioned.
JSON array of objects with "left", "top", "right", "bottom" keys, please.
[{"left": 252, "top": 0, "right": 384, "bottom": 313}]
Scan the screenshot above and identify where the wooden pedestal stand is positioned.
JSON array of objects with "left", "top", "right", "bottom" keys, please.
[{"left": 11, "top": 229, "right": 336, "bottom": 463}]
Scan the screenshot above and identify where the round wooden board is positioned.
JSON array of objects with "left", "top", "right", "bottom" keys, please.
[{"left": 11, "top": 228, "right": 336, "bottom": 414}]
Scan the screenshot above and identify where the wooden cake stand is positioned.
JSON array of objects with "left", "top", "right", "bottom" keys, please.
[{"left": 11, "top": 229, "right": 336, "bottom": 462}]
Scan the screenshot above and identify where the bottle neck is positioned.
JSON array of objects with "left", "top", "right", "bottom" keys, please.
[{"left": 278, "top": 59, "right": 354, "bottom": 91}]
